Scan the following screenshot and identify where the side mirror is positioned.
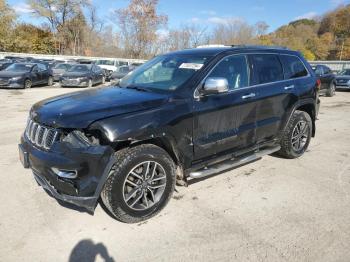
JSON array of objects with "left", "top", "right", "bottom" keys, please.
[{"left": 200, "top": 77, "right": 229, "bottom": 95}]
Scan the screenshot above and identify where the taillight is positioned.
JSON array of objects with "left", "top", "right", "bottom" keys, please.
[{"left": 316, "top": 79, "right": 321, "bottom": 90}]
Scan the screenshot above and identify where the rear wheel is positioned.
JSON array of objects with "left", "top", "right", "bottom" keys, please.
[
  {"left": 277, "top": 110, "right": 312, "bottom": 159},
  {"left": 326, "top": 82, "right": 335, "bottom": 97},
  {"left": 24, "top": 79, "right": 32, "bottom": 89},
  {"left": 101, "top": 144, "right": 176, "bottom": 223}
]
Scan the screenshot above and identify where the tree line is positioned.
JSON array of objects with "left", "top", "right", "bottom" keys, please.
[{"left": 0, "top": 0, "right": 349, "bottom": 60}]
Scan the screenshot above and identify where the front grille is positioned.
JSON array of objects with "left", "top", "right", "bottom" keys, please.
[{"left": 25, "top": 119, "right": 59, "bottom": 150}]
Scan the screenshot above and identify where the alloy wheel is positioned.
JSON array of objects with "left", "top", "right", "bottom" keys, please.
[
  {"left": 122, "top": 161, "right": 167, "bottom": 211},
  {"left": 291, "top": 120, "right": 309, "bottom": 152}
]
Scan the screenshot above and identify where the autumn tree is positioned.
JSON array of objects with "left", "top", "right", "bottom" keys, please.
[
  {"left": 11, "top": 23, "right": 55, "bottom": 54},
  {"left": 0, "top": 0, "right": 16, "bottom": 51},
  {"left": 28, "top": 0, "right": 90, "bottom": 54},
  {"left": 210, "top": 19, "right": 259, "bottom": 45},
  {"left": 115, "top": 0, "right": 168, "bottom": 58}
]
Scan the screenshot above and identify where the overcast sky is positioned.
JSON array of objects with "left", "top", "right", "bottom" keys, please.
[{"left": 8, "top": 0, "right": 350, "bottom": 32}]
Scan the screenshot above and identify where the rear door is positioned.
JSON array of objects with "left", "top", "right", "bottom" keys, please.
[
  {"left": 30, "top": 65, "right": 40, "bottom": 85},
  {"left": 37, "top": 63, "right": 49, "bottom": 83},
  {"left": 251, "top": 53, "right": 299, "bottom": 144},
  {"left": 193, "top": 54, "right": 259, "bottom": 160}
]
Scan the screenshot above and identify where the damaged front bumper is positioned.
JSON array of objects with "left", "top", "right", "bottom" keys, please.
[{"left": 19, "top": 134, "right": 116, "bottom": 212}]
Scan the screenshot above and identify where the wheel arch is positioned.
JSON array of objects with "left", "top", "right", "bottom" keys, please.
[{"left": 294, "top": 102, "right": 316, "bottom": 137}]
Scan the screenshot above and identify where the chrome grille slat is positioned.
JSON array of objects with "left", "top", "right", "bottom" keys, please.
[{"left": 25, "top": 120, "right": 59, "bottom": 150}]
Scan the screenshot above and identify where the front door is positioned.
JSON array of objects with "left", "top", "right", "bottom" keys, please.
[{"left": 192, "top": 54, "right": 259, "bottom": 161}]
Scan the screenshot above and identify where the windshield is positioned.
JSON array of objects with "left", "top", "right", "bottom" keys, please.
[
  {"left": 96, "top": 60, "right": 114, "bottom": 66},
  {"left": 119, "top": 54, "right": 212, "bottom": 91},
  {"left": 54, "top": 63, "right": 71, "bottom": 70},
  {"left": 4, "top": 63, "right": 32, "bottom": 72},
  {"left": 68, "top": 65, "right": 90, "bottom": 72},
  {"left": 339, "top": 69, "right": 350, "bottom": 76}
]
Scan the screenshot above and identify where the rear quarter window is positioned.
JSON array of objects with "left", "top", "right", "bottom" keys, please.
[{"left": 280, "top": 55, "right": 308, "bottom": 79}]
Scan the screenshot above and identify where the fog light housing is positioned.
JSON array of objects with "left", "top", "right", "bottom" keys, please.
[{"left": 52, "top": 168, "right": 78, "bottom": 179}]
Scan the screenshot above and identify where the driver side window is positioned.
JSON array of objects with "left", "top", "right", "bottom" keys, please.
[{"left": 207, "top": 55, "right": 249, "bottom": 90}]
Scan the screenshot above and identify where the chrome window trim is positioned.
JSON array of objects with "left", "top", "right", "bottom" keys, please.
[{"left": 194, "top": 52, "right": 312, "bottom": 99}]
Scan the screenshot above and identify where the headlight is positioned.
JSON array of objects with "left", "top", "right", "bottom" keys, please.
[
  {"left": 77, "top": 77, "right": 88, "bottom": 82},
  {"left": 11, "top": 76, "right": 23, "bottom": 81}
]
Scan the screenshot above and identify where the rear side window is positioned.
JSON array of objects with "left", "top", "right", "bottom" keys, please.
[
  {"left": 280, "top": 55, "right": 308, "bottom": 79},
  {"left": 251, "top": 54, "right": 283, "bottom": 84}
]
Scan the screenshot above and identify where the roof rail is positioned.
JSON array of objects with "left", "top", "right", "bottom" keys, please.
[{"left": 230, "top": 45, "right": 289, "bottom": 50}]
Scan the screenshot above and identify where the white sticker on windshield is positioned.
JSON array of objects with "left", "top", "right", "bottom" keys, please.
[{"left": 179, "top": 63, "right": 204, "bottom": 70}]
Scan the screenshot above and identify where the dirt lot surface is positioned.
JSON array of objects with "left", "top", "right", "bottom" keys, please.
[{"left": 0, "top": 86, "right": 350, "bottom": 262}]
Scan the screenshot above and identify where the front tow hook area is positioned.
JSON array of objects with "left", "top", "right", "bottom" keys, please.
[{"left": 18, "top": 144, "right": 29, "bottom": 169}]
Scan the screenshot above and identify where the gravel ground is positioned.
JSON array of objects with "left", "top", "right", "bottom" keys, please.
[{"left": 0, "top": 86, "right": 350, "bottom": 262}]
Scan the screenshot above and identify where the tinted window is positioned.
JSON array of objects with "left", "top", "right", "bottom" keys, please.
[
  {"left": 38, "top": 64, "right": 47, "bottom": 71},
  {"left": 252, "top": 54, "right": 283, "bottom": 84},
  {"left": 68, "top": 65, "right": 91, "bottom": 72},
  {"left": 323, "top": 66, "right": 331, "bottom": 74},
  {"left": 280, "top": 55, "right": 308, "bottom": 79},
  {"left": 4, "top": 63, "right": 33, "bottom": 72},
  {"left": 207, "top": 55, "right": 249, "bottom": 90},
  {"left": 339, "top": 69, "right": 350, "bottom": 76}
]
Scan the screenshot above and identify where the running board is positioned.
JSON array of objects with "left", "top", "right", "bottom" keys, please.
[{"left": 189, "top": 146, "right": 281, "bottom": 179}]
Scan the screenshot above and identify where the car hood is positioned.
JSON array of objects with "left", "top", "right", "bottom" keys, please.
[
  {"left": 336, "top": 75, "right": 350, "bottom": 80},
  {"left": 0, "top": 71, "right": 27, "bottom": 77},
  {"left": 31, "top": 86, "right": 169, "bottom": 128},
  {"left": 62, "top": 72, "right": 90, "bottom": 78}
]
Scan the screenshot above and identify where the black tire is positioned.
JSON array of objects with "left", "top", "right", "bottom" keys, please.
[
  {"left": 326, "top": 81, "right": 335, "bottom": 97},
  {"left": 101, "top": 144, "right": 176, "bottom": 223},
  {"left": 47, "top": 76, "right": 53, "bottom": 86},
  {"left": 24, "top": 79, "right": 32, "bottom": 89},
  {"left": 277, "top": 110, "right": 312, "bottom": 159}
]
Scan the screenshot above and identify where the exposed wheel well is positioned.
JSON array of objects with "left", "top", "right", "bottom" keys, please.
[
  {"left": 296, "top": 104, "right": 316, "bottom": 137},
  {"left": 110, "top": 137, "right": 180, "bottom": 166}
]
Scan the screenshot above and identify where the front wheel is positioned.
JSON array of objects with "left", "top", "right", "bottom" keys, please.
[
  {"left": 326, "top": 82, "right": 335, "bottom": 97},
  {"left": 47, "top": 76, "right": 53, "bottom": 86},
  {"left": 277, "top": 110, "right": 312, "bottom": 159},
  {"left": 101, "top": 144, "right": 176, "bottom": 223},
  {"left": 87, "top": 79, "right": 92, "bottom": 88},
  {"left": 24, "top": 79, "right": 32, "bottom": 89}
]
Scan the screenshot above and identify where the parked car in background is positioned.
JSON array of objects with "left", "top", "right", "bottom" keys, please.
[
  {"left": 0, "top": 63, "right": 53, "bottom": 89},
  {"left": 76, "top": 59, "right": 94, "bottom": 64},
  {"left": 52, "top": 63, "right": 73, "bottom": 81},
  {"left": 312, "top": 65, "right": 336, "bottom": 97},
  {"left": 335, "top": 68, "right": 350, "bottom": 90},
  {"left": 95, "top": 59, "right": 130, "bottom": 81},
  {"left": 110, "top": 66, "right": 132, "bottom": 83},
  {"left": 0, "top": 59, "right": 13, "bottom": 71},
  {"left": 129, "top": 62, "right": 144, "bottom": 70},
  {"left": 19, "top": 46, "right": 320, "bottom": 223},
  {"left": 60, "top": 64, "right": 105, "bottom": 88}
]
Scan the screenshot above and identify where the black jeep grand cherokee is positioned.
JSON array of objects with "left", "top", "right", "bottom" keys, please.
[{"left": 19, "top": 46, "right": 319, "bottom": 223}]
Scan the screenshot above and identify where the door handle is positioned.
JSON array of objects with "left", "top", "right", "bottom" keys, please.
[
  {"left": 284, "top": 85, "right": 295, "bottom": 90},
  {"left": 242, "top": 93, "right": 256, "bottom": 99}
]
